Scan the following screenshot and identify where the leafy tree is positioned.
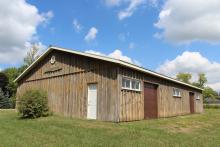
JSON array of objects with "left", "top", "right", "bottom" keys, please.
[
  {"left": 2, "top": 67, "right": 26, "bottom": 108},
  {"left": 193, "top": 73, "right": 207, "bottom": 88},
  {"left": 3, "top": 68, "right": 19, "bottom": 98},
  {"left": 176, "top": 73, "right": 192, "bottom": 84},
  {"left": 203, "top": 87, "right": 218, "bottom": 103},
  {"left": 175, "top": 72, "right": 218, "bottom": 102}
]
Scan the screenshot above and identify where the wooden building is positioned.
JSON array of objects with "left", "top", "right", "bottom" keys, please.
[{"left": 15, "top": 47, "right": 203, "bottom": 122}]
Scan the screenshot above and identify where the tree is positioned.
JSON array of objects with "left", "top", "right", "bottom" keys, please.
[
  {"left": 193, "top": 73, "right": 207, "bottom": 88},
  {"left": 3, "top": 68, "right": 19, "bottom": 98},
  {"left": 175, "top": 72, "right": 218, "bottom": 102},
  {"left": 24, "top": 44, "right": 40, "bottom": 67},
  {"left": 0, "top": 88, "right": 10, "bottom": 109},
  {"left": 1, "top": 44, "right": 43, "bottom": 109},
  {"left": 0, "top": 72, "right": 8, "bottom": 90},
  {"left": 176, "top": 73, "right": 192, "bottom": 84},
  {"left": 203, "top": 87, "right": 218, "bottom": 103}
]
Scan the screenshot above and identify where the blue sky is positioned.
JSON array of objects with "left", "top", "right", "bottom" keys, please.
[
  {"left": 30, "top": 0, "right": 220, "bottom": 69},
  {"left": 0, "top": 0, "right": 220, "bottom": 90},
  {"left": 32, "top": 0, "right": 168, "bottom": 69}
]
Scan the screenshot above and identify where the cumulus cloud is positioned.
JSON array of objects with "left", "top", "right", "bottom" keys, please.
[
  {"left": 0, "top": 42, "right": 46, "bottom": 65},
  {"left": 104, "top": 0, "right": 157, "bottom": 20},
  {"left": 109, "top": 49, "right": 133, "bottom": 63},
  {"left": 85, "top": 49, "right": 141, "bottom": 65},
  {"left": 0, "top": 0, "right": 53, "bottom": 65},
  {"left": 155, "top": 0, "right": 220, "bottom": 44},
  {"left": 84, "top": 27, "right": 98, "bottom": 42},
  {"left": 157, "top": 51, "right": 220, "bottom": 91},
  {"left": 73, "top": 19, "right": 82, "bottom": 32}
]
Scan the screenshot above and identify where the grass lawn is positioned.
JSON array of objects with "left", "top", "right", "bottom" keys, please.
[{"left": 1, "top": 109, "right": 220, "bottom": 147}]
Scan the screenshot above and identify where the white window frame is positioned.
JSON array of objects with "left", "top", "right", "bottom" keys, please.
[
  {"left": 122, "top": 77, "right": 141, "bottom": 91},
  {"left": 196, "top": 93, "right": 201, "bottom": 100},
  {"left": 122, "top": 78, "right": 131, "bottom": 89},
  {"left": 173, "top": 88, "right": 182, "bottom": 97}
]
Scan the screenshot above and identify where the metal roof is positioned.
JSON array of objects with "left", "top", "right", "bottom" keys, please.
[{"left": 14, "top": 46, "right": 203, "bottom": 91}]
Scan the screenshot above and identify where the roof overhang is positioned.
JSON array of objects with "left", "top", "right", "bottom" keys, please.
[{"left": 14, "top": 46, "right": 203, "bottom": 91}]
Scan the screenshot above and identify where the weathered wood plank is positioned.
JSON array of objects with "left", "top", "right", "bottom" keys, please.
[{"left": 17, "top": 50, "right": 119, "bottom": 122}]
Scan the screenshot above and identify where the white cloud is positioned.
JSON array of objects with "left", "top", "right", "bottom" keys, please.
[
  {"left": 85, "top": 49, "right": 141, "bottom": 65},
  {"left": 155, "top": 0, "right": 220, "bottom": 44},
  {"left": 73, "top": 19, "right": 82, "bottom": 32},
  {"left": 41, "top": 10, "right": 54, "bottom": 27},
  {"left": 0, "top": 42, "right": 46, "bottom": 66},
  {"left": 208, "top": 83, "right": 220, "bottom": 92},
  {"left": 104, "top": 0, "right": 157, "bottom": 20},
  {"left": 157, "top": 51, "right": 220, "bottom": 91},
  {"left": 109, "top": 49, "right": 133, "bottom": 63},
  {"left": 0, "top": 0, "right": 52, "bottom": 65},
  {"left": 84, "top": 27, "right": 98, "bottom": 42},
  {"left": 118, "top": 0, "right": 146, "bottom": 20}
]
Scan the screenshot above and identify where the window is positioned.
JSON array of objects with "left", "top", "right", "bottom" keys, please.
[
  {"left": 122, "top": 78, "right": 131, "bottom": 89},
  {"left": 122, "top": 77, "right": 141, "bottom": 91},
  {"left": 132, "top": 80, "right": 140, "bottom": 91},
  {"left": 173, "top": 88, "right": 181, "bottom": 97},
  {"left": 196, "top": 94, "right": 200, "bottom": 100}
]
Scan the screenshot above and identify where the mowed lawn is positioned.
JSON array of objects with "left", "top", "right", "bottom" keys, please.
[{"left": 1, "top": 109, "right": 220, "bottom": 147}]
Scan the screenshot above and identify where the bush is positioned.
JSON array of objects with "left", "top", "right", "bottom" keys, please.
[{"left": 17, "top": 89, "right": 50, "bottom": 119}]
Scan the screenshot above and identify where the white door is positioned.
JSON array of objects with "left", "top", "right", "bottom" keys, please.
[{"left": 87, "top": 84, "right": 97, "bottom": 119}]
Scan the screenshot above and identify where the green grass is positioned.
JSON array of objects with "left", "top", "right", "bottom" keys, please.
[{"left": 1, "top": 109, "right": 220, "bottom": 147}]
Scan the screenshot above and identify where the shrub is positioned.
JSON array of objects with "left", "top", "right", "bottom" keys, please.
[{"left": 17, "top": 89, "right": 50, "bottom": 119}]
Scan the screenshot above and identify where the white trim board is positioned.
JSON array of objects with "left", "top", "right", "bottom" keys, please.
[{"left": 14, "top": 46, "right": 203, "bottom": 91}]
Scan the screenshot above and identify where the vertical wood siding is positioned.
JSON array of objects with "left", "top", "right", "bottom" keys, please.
[
  {"left": 119, "top": 67, "right": 144, "bottom": 122},
  {"left": 118, "top": 66, "right": 203, "bottom": 122},
  {"left": 194, "top": 93, "right": 203, "bottom": 113},
  {"left": 16, "top": 49, "right": 203, "bottom": 122},
  {"left": 17, "top": 50, "right": 119, "bottom": 122}
]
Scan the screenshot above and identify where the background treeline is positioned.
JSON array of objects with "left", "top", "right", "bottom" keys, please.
[
  {"left": 0, "top": 45, "right": 40, "bottom": 108},
  {"left": 176, "top": 73, "right": 220, "bottom": 103}
]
